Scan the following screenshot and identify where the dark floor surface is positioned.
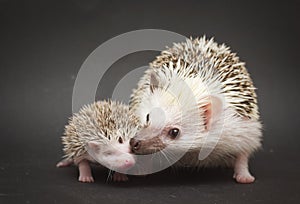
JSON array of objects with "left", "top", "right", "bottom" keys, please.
[{"left": 1, "top": 0, "right": 300, "bottom": 203}]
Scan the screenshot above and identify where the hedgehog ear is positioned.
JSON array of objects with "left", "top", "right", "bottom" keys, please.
[
  {"left": 86, "top": 141, "right": 101, "bottom": 153},
  {"left": 202, "top": 95, "right": 223, "bottom": 131},
  {"left": 150, "top": 72, "right": 159, "bottom": 93}
]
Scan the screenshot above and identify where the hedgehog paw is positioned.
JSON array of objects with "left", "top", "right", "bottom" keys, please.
[
  {"left": 234, "top": 154, "right": 255, "bottom": 184},
  {"left": 234, "top": 172, "right": 255, "bottom": 184},
  {"left": 56, "top": 159, "right": 73, "bottom": 168},
  {"left": 78, "top": 175, "right": 94, "bottom": 183},
  {"left": 113, "top": 172, "right": 128, "bottom": 182},
  {"left": 78, "top": 160, "right": 94, "bottom": 183}
]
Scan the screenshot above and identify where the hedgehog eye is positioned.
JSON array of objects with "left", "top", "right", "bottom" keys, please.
[
  {"left": 146, "top": 113, "right": 150, "bottom": 122},
  {"left": 168, "top": 128, "right": 180, "bottom": 139},
  {"left": 118, "top": 137, "right": 123, "bottom": 144}
]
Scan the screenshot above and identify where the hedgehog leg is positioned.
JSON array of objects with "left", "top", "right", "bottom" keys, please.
[
  {"left": 233, "top": 153, "right": 255, "bottom": 184},
  {"left": 56, "top": 158, "right": 73, "bottom": 168},
  {"left": 112, "top": 172, "right": 128, "bottom": 182},
  {"left": 78, "top": 159, "right": 94, "bottom": 183}
]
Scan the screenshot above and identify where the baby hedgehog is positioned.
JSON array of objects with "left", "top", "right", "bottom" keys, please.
[
  {"left": 129, "top": 36, "right": 262, "bottom": 184},
  {"left": 56, "top": 100, "right": 140, "bottom": 182}
]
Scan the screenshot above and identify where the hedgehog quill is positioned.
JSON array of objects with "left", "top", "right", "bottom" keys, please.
[
  {"left": 129, "top": 37, "right": 262, "bottom": 184},
  {"left": 56, "top": 100, "right": 140, "bottom": 182}
]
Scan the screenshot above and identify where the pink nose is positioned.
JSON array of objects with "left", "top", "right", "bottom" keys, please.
[{"left": 123, "top": 159, "right": 134, "bottom": 169}]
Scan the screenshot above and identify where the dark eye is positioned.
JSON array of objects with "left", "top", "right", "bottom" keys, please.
[
  {"left": 168, "top": 128, "right": 180, "bottom": 139},
  {"left": 118, "top": 137, "right": 123, "bottom": 144},
  {"left": 146, "top": 114, "right": 150, "bottom": 122}
]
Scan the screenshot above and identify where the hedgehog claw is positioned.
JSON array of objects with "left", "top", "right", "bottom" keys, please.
[{"left": 79, "top": 175, "right": 94, "bottom": 183}]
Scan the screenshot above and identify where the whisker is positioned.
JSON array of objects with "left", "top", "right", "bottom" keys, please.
[
  {"left": 106, "top": 169, "right": 113, "bottom": 182},
  {"left": 161, "top": 150, "right": 172, "bottom": 167},
  {"left": 163, "top": 149, "right": 182, "bottom": 175}
]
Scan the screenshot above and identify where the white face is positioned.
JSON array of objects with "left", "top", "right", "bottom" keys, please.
[
  {"left": 86, "top": 139, "right": 136, "bottom": 173},
  {"left": 132, "top": 84, "right": 223, "bottom": 155},
  {"left": 132, "top": 91, "right": 186, "bottom": 154},
  {"left": 131, "top": 71, "right": 224, "bottom": 156}
]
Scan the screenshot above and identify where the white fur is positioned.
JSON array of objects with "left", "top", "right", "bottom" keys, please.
[{"left": 132, "top": 59, "right": 262, "bottom": 168}]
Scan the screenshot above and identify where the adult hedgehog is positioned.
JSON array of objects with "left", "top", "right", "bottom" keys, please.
[{"left": 129, "top": 36, "right": 262, "bottom": 183}]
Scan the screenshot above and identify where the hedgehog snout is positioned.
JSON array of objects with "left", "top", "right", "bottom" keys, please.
[
  {"left": 117, "top": 153, "right": 136, "bottom": 170},
  {"left": 123, "top": 158, "right": 135, "bottom": 169}
]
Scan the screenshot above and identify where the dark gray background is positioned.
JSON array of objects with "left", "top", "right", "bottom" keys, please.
[{"left": 0, "top": 0, "right": 299, "bottom": 204}]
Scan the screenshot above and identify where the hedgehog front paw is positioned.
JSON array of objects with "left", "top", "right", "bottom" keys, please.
[
  {"left": 78, "top": 175, "right": 94, "bottom": 183},
  {"left": 78, "top": 159, "right": 94, "bottom": 183},
  {"left": 113, "top": 172, "right": 128, "bottom": 182}
]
